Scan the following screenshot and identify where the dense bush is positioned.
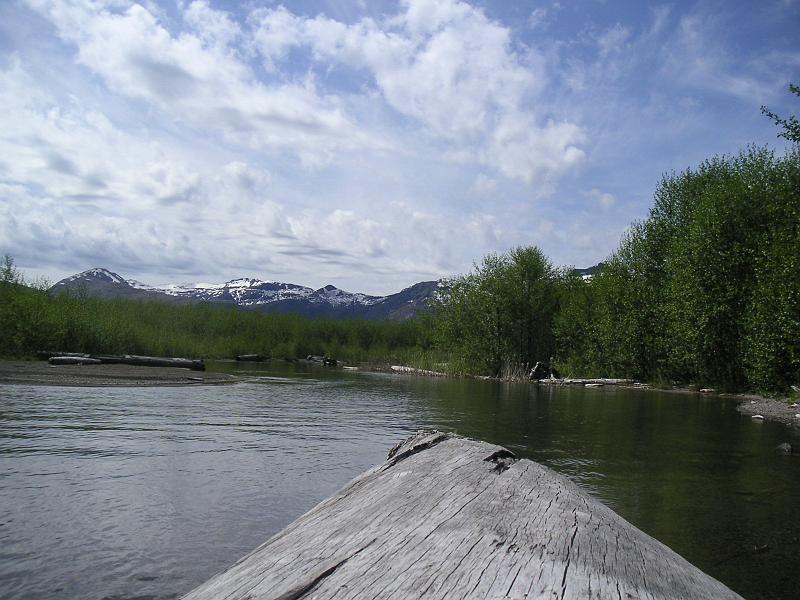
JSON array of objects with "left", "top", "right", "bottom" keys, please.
[
  {"left": 431, "top": 246, "right": 562, "bottom": 377},
  {"left": 556, "top": 146, "right": 800, "bottom": 391},
  {"left": 428, "top": 144, "right": 798, "bottom": 391}
]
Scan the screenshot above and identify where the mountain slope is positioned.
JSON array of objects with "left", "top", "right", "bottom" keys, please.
[{"left": 51, "top": 268, "right": 437, "bottom": 320}]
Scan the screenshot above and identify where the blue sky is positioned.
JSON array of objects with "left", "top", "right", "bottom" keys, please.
[{"left": 1, "top": 0, "right": 798, "bottom": 293}]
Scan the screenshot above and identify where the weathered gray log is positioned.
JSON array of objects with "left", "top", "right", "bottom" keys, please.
[
  {"left": 37, "top": 351, "right": 89, "bottom": 359},
  {"left": 48, "top": 356, "right": 101, "bottom": 366},
  {"left": 182, "top": 432, "right": 742, "bottom": 600},
  {"left": 46, "top": 354, "right": 205, "bottom": 370},
  {"left": 390, "top": 365, "right": 446, "bottom": 377},
  {"left": 101, "top": 355, "right": 205, "bottom": 371},
  {"left": 236, "top": 354, "right": 267, "bottom": 362},
  {"left": 538, "top": 378, "right": 635, "bottom": 386}
]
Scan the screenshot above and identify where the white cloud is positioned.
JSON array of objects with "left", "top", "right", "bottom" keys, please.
[
  {"left": 658, "top": 9, "right": 800, "bottom": 103},
  {"left": 596, "top": 24, "right": 630, "bottom": 57},
  {"left": 528, "top": 8, "right": 549, "bottom": 31},
  {"left": 10, "top": 0, "right": 793, "bottom": 293},
  {"left": 0, "top": 57, "right": 498, "bottom": 291},
  {"left": 183, "top": 0, "right": 241, "bottom": 49},
  {"left": 528, "top": 3, "right": 561, "bottom": 31},
  {"left": 25, "top": 0, "right": 388, "bottom": 168},
  {"left": 249, "top": 0, "right": 585, "bottom": 184},
  {"left": 585, "top": 188, "right": 616, "bottom": 208}
]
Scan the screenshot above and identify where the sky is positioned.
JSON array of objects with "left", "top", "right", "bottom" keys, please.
[{"left": 1, "top": 0, "right": 798, "bottom": 294}]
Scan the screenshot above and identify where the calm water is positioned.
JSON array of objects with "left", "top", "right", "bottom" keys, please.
[{"left": 1, "top": 363, "right": 798, "bottom": 600}]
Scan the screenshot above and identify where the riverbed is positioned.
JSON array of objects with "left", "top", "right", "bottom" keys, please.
[{"left": 1, "top": 361, "right": 798, "bottom": 599}]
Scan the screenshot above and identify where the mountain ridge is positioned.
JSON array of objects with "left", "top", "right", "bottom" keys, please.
[
  {"left": 51, "top": 268, "right": 438, "bottom": 320},
  {"left": 51, "top": 262, "right": 604, "bottom": 320}
]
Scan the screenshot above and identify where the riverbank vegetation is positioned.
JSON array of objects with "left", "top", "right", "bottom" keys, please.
[
  {"left": 0, "top": 269, "right": 432, "bottom": 364},
  {"left": 431, "top": 144, "right": 799, "bottom": 392}
]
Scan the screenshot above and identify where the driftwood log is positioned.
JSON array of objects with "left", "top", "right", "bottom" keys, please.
[
  {"left": 181, "top": 432, "right": 741, "bottom": 600},
  {"left": 37, "top": 351, "right": 90, "bottom": 359},
  {"left": 390, "top": 365, "right": 447, "bottom": 377},
  {"left": 48, "top": 356, "right": 101, "bottom": 366},
  {"left": 47, "top": 354, "right": 205, "bottom": 371},
  {"left": 118, "top": 355, "right": 205, "bottom": 371},
  {"left": 538, "top": 378, "right": 635, "bottom": 386}
]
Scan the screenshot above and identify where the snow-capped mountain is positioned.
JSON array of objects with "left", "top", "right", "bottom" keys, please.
[{"left": 50, "top": 268, "right": 437, "bottom": 320}]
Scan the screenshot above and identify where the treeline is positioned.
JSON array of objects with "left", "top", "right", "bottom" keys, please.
[
  {"left": 432, "top": 145, "right": 799, "bottom": 392},
  {"left": 0, "top": 268, "right": 432, "bottom": 364}
]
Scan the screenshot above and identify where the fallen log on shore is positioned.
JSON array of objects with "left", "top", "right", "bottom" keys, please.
[
  {"left": 48, "top": 356, "right": 101, "bottom": 366},
  {"left": 537, "top": 377, "right": 635, "bottom": 386},
  {"left": 182, "top": 431, "right": 741, "bottom": 600},
  {"left": 390, "top": 365, "right": 447, "bottom": 377},
  {"left": 48, "top": 354, "right": 205, "bottom": 371},
  {"left": 109, "top": 355, "right": 205, "bottom": 371},
  {"left": 37, "top": 351, "right": 90, "bottom": 359}
]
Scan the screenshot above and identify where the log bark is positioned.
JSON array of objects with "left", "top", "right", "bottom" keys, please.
[
  {"left": 37, "top": 351, "right": 90, "bottom": 359},
  {"left": 181, "top": 432, "right": 742, "bottom": 600},
  {"left": 43, "top": 353, "right": 205, "bottom": 370},
  {"left": 236, "top": 354, "right": 267, "bottom": 362},
  {"left": 538, "top": 378, "right": 635, "bottom": 386},
  {"left": 115, "top": 355, "right": 205, "bottom": 371},
  {"left": 390, "top": 365, "right": 446, "bottom": 377},
  {"left": 48, "top": 356, "right": 101, "bottom": 366}
]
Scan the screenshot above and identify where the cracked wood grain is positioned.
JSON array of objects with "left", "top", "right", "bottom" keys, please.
[{"left": 181, "top": 431, "right": 743, "bottom": 600}]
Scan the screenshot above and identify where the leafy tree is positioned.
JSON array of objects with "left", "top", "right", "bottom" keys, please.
[
  {"left": 1, "top": 254, "right": 22, "bottom": 285},
  {"left": 557, "top": 145, "right": 799, "bottom": 391},
  {"left": 761, "top": 83, "right": 800, "bottom": 143},
  {"left": 432, "top": 246, "right": 560, "bottom": 376}
]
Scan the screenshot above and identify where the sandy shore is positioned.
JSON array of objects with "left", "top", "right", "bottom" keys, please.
[{"left": 0, "top": 360, "right": 237, "bottom": 387}]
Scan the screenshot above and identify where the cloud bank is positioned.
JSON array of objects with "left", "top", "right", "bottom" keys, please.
[{"left": 1, "top": 0, "right": 797, "bottom": 292}]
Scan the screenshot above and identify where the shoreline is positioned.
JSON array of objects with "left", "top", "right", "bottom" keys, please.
[
  {"left": 0, "top": 360, "right": 237, "bottom": 387},
  {"left": 726, "top": 392, "right": 800, "bottom": 428},
  {"left": 380, "top": 363, "right": 800, "bottom": 429},
  {"left": 3, "top": 359, "right": 797, "bottom": 429}
]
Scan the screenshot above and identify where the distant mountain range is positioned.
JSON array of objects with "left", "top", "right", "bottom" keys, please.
[
  {"left": 50, "top": 268, "right": 439, "bottom": 320},
  {"left": 51, "top": 262, "right": 604, "bottom": 320}
]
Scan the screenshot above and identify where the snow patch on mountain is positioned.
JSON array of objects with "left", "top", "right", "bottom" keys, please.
[
  {"left": 310, "top": 285, "right": 383, "bottom": 307},
  {"left": 51, "top": 267, "right": 440, "bottom": 319},
  {"left": 58, "top": 268, "right": 128, "bottom": 286}
]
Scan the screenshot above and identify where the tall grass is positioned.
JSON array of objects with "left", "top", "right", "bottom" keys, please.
[{"left": 0, "top": 279, "right": 434, "bottom": 364}]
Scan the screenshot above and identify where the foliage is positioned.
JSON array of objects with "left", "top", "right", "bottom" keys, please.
[
  {"left": 761, "top": 83, "right": 800, "bottom": 144},
  {"left": 556, "top": 145, "right": 800, "bottom": 391},
  {"left": 431, "top": 246, "right": 561, "bottom": 376},
  {"left": 1, "top": 254, "right": 22, "bottom": 285},
  {"left": 0, "top": 279, "right": 432, "bottom": 364}
]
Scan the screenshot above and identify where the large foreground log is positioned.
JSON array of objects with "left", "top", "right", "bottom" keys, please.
[{"left": 182, "top": 432, "right": 741, "bottom": 600}]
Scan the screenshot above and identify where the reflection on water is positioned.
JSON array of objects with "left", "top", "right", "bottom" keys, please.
[{"left": 1, "top": 361, "right": 798, "bottom": 600}]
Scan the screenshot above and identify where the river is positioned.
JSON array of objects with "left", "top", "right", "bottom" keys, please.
[{"left": 1, "top": 361, "right": 798, "bottom": 599}]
